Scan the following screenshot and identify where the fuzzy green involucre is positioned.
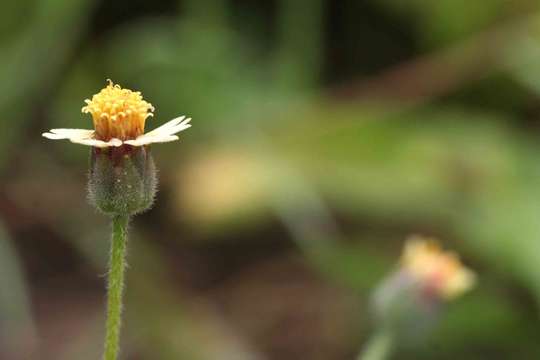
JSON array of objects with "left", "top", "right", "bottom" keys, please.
[{"left": 88, "top": 146, "right": 157, "bottom": 216}]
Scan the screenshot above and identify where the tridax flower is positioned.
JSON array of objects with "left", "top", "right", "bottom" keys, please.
[
  {"left": 369, "top": 235, "right": 476, "bottom": 350},
  {"left": 42, "top": 80, "right": 191, "bottom": 147},
  {"left": 43, "top": 80, "right": 192, "bottom": 360},
  {"left": 401, "top": 235, "right": 476, "bottom": 300},
  {"left": 42, "top": 80, "right": 192, "bottom": 216}
]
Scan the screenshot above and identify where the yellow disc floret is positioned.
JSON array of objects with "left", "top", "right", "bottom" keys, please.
[{"left": 81, "top": 80, "right": 154, "bottom": 141}]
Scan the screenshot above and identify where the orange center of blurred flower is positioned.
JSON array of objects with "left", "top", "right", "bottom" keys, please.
[{"left": 81, "top": 80, "right": 154, "bottom": 141}]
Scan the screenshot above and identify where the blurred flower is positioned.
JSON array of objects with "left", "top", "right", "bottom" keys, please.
[
  {"left": 42, "top": 80, "right": 191, "bottom": 147},
  {"left": 178, "top": 149, "right": 275, "bottom": 226},
  {"left": 401, "top": 236, "right": 476, "bottom": 300},
  {"left": 370, "top": 236, "right": 476, "bottom": 346}
]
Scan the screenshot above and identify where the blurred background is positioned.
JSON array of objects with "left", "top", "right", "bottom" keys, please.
[{"left": 2, "top": 0, "right": 540, "bottom": 359}]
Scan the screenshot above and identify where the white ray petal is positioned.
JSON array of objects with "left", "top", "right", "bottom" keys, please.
[
  {"left": 43, "top": 132, "right": 70, "bottom": 140},
  {"left": 157, "top": 116, "right": 186, "bottom": 129},
  {"left": 143, "top": 117, "right": 184, "bottom": 136},
  {"left": 150, "top": 122, "right": 191, "bottom": 138},
  {"left": 166, "top": 122, "right": 192, "bottom": 134},
  {"left": 43, "top": 128, "right": 95, "bottom": 140},
  {"left": 124, "top": 135, "right": 179, "bottom": 146},
  {"left": 149, "top": 135, "right": 179, "bottom": 143},
  {"left": 50, "top": 128, "right": 95, "bottom": 136},
  {"left": 70, "top": 137, "right": 123, "bottom": 148},
  {"left": 144, "top": 116, "right": 191, "bottom": 137},
  {"left": 42, "top": 115, "right": 191, "bottom": 148}
]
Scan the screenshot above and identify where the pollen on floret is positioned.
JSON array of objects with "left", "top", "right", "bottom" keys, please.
[{"left": 81, "top": 80, "right": 155, "bottom": 141}]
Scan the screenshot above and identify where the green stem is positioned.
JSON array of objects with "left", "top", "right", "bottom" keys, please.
[
  {"left": 358, "top": 329, "right": 394, "bottom": 360},
  {"left": 275, "top": 0, "right": 324, "bottom": 89},
  {"left": 103, "top": 215, "right": 130, "bottom": 360}
]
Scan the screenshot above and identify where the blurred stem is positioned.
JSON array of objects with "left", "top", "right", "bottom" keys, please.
[
  {"left": 275, "top": 0, "right": 324, "bottom": 89},
  {"left": 103, "top": 215, "right": 130, "bottom": 360},
  {"left": 358, "top": 329, "right": 393, "bottom": 360}
]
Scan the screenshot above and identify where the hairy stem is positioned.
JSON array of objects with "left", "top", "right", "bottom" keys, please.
[{"left": 103, "top": 215, "right": 129, "bottom": 360}]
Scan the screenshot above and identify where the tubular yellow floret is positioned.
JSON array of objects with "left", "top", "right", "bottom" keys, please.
[{"left": 81, "top": 80, "right": 154, "bottom": 141}]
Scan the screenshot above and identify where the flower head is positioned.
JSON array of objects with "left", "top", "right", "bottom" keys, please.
[
  {"left": 370, "top": 235, "right": 476, "bottom": 344},
  {"left": 401, "top": 235, "right": 475, "bottom": 300},
  {"left": 43, "top": 80, "right": 191, "bottom": 147},
  {"left": 82, "top": 79, "right": 154, "bottom": 141}
]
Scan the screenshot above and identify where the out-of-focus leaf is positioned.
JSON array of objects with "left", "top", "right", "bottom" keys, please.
[
  {"left": 426, "top": 289, "right": 540, "bottom": 358},
  {"left": 0, "top": 219, "right": 37, "bottom": 358},
  {"left": 0, "top": 0, "right": 94, "bottom": 167},
  {"left": 504, "top": 18, "right": 540, "bottom": 95},
  {"left": 377, "top": 0, "right": 511, "bottom": 47},
  {"left": 102, "top": 18, "right": 268, "bottom": 133}
]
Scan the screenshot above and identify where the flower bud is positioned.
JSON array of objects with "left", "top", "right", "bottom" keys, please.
[{"left": 88, "top": 146, "right": 157, "bottom": 216}]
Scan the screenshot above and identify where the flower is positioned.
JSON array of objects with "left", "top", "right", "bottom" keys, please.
[
  {"left": 401, "top": 235, "right": 476, "bottom": 300},
  {"left": 42, "top": 80, "right": 191, "bottom": 147},
  {"left": 179, "top": 149, "right": 273, "bottom": 224},
  {"left": 370, "top": 235, "right": 476, "bottom": 346}
]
